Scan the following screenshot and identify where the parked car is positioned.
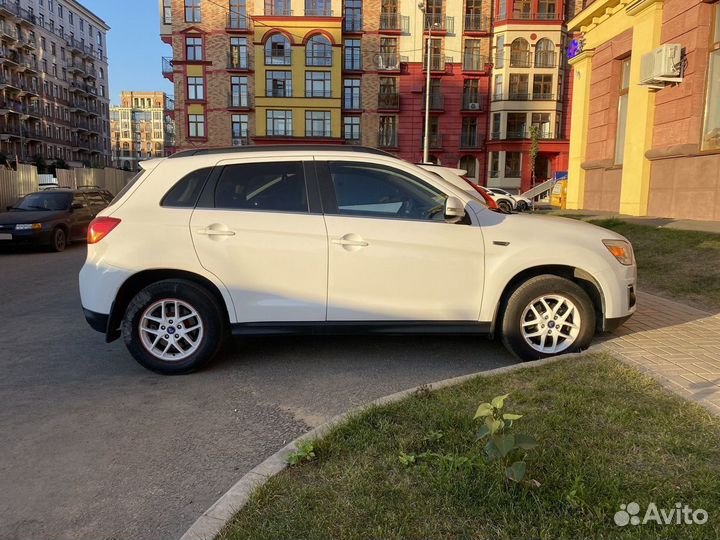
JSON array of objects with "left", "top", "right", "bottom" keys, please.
[
  {"left": 476, "top": 186, "right": 516, "bottom": 213},
  {"left": 487, "top": 188, "right": 534, "bottom": 212},
  {"left": 417, "top": 165, "right": 500, "bottom": 211},
  {"left": 0, "top": 188, "right": 112, "bottom": 252},
  {"left": 79, "top": 146, "right": 637, "bottom": 374}
]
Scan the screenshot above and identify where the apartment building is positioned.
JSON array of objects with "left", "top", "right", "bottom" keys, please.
[
  {"left": 0, "top": 0, "right": 111, "bottom": 167},
  {"left": 159, "top": 0, "right": 574, "bottom": 189},
  {"left": 110, "top": 91, "right": 176, "bottom": 171}
]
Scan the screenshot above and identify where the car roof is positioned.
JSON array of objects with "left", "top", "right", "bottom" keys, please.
[{"left": 168, "top": 144, "right": 395, "bottom": 160}]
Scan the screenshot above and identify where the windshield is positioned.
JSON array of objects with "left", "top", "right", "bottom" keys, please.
[{"left": 12, "top": 192, "right": 72, "bottom": 211}]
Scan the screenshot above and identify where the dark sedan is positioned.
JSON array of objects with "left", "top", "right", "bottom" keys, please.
[{"left": 0, "top": 188, "right": 112, "bottom": 252}]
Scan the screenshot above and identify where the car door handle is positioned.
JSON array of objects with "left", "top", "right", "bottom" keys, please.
[
  {"left": 197, "top": 228, "right": 236, "bottom": 237},
  {"left": 332, "top": 239, "right": 368, "bottom": 246}
]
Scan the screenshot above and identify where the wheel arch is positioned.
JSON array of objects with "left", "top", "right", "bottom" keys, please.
[
  {"left": 491, "top": 264, "right": 605, "bottom": 334},
  {"left": 106, "top": 269, "right": 231, "bottom": 342}
]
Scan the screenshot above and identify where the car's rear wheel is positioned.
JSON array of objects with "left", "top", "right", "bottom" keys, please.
[
  {"left": 49, "top": 227, "right": 66, "bottom": 252},
  {"left": 122, "top": 279, "right": 225, "bottom": 374},
  {"left": 497, "top": 199, "right": 513, "bottom": 213},
  {"left": 501, "top": 275, "right": 596, "bottom": 361}
]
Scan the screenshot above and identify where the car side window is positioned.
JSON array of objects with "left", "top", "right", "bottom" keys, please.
[
  {"left": 85, "top": 191, "right": 106, "bottom": 209},
  {"left": 327, "top": 162, "right": 447, "bottom": 221},
  {"left": 72, "top": 193, "right": 87, "bottom": 209},
  {"left": 213, "top": 161, "right": 308, "bottom": 213},
  {"left": 162, "top": 167, "right": 213, "bottom": 208}
]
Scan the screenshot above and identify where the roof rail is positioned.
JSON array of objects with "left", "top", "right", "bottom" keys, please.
[{"left": 168, "top": 144, "right": 397, "bottom": 159}]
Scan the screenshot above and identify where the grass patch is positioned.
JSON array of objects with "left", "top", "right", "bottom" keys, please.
[
  {"left": 219, "top": 354, "right": 720, "bottom": 540},
  {"left": 586, "top": 219, "right": 720, "bottom": 311}
]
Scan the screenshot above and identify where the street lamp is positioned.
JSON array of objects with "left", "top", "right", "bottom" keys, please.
[{"left": 418, "top": 2, "right": 438, "bottom": 164}]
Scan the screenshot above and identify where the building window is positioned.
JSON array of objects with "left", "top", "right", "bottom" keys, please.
[
  {"left": 306, "top": 34, "right": 332, "bottom": 66},
  {"left": 265, "top": 33, "right": 291, "bottom": 65},
  {"left": 497, "top": 0, "right": 506, "bottom": 19},
  {"left": 188, "top": 114, "right": 205, "bottom": 138},
  {"left": 185, "top": 37, "right": 203, "bottom": 61},
  {"left": 505, "top": 152, "right": 521, "bottom": 177},
  {"left": 703, "top": 4, "right": 720, "bottom": 150},
  {"left": 494, "top": 74, "right": 503, "bottom": 100},
  {"left": 459, "top": 156, "right": 477, "bottom": 179},
  {"left": 344, "top": 0, "right": 362, "bottom": 31},
  {"left": 305, "top": 71, "right": 332, "bottom": 97},
  {"left": 538, "top": 0, "right": 557, "bottom": 19},
  {"left": 378, "top": 115, "right": 397, "bottom": 147},
  {"left": 229, "top": 0, "right": 247, "bottom": 29},
  {"left": 306, "top": 0, "right": 331, "bottom": 16},
  {"left": 162, "top": 0, "right": 172, "bottom": 23},
  {"left": 229, "top": 37, "right": 248, "bottom": 69},
  {"left": 265, "top": 0, "right": 291, "bottom": 16},
  {"left": 489, "top": 152, "right": 500, "bottom": 177},
  {"left": 231, "top": 113, "right": 248, "bottom": 142},
  {"left": 380, "top": 0, "right": 399, "bottom": 30},
  {"left": 267, "top": 109, "right": 292, "bottom": 136},
  {"left": 463, "top": 39, "right": 483, "bottom": 71},
  {"left": 507, "top": 112, "right": 527, "bottom": 138},
  {"left": 380, "top": 37, "right": 399, "bottom": 69},
  {"left": 230, "top": 76, "right": 248, "bottom": 107},
  {"left": 462, "top": 79, "right": 480, "bottom": 109},
  {"left": 266, "top": 70, "right": 292, "bottom": 97},
  {"left": 531, "top": 112, "right": 552, "bottom": 138},
  {"left": 187, "top": 77, "right": 205, "bottom": 100},
  {"left": 379, "top": 76, "right": 399, "bottom": 108},
  {"left": 461, "top": 117, "right": 478, "bottom": 148},
  {"left": 305, "top": 110, "right": 331, "bottom": 137},
  {"left": 343, "top": 116, "right": 360, "bottom": 143},
  {"left": 513, "top": 0, "right": 531, "bottom": 18},
  {"left": 495, "top": 35, "right": 504, "bottom": 68},
  {"left": 509, "top": 74, "right": 529, "bottom": 100},
  {"left": 423, "top": 37, "right": 443, "bottom": 71},
  {"left": 344, "top": 38, "right": 361, "bottom": 70},
  {"left": 185, "top": 0, "right": 201, "bottom": 22},
  {"left": 510, "top": 38, "right": 531, "bottom": 67},
  {"left": 343, "top": 78, "right": 361, "bottom": 110},
  {"left": 615, "top": 58, "right": 631, "bottom": 164},
  {"left": 532, "top": 74, "right": 553, "bottom": 99},
  {"left": 535, "top": 38, "right": 555, "bottom": 67}
]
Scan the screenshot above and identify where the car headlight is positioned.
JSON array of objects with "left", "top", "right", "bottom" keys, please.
[
  {"left": 15, "top": 223, "right": 42, "bottom": 231},
  {"left": 602, "top": 239, "right": 634, "bottom": 266}
]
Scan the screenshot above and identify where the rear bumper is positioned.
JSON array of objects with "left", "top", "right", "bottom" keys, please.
[
  {"left": 603, "top": 313, "right": 633, "bottom": 332},
  {"left": 83, "top": 308, "right": 109, "bottom": 334},
  {"left": 0, "top": 229, "right": 54, "bottom": 246}
]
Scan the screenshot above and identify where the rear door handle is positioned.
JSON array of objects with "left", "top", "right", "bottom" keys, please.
[{"left": 332, "top": 233, "right": 369, "bottom": 249}]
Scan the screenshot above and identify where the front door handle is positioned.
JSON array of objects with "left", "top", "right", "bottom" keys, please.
[
  {"left": 197, "top": 224, "right": 236, "bottom": 237},
  {"left": 332, "top": 233, "right": 369, "bottom": 250}
]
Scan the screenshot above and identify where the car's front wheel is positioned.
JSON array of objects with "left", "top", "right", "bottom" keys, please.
[
  {"left": 516, "top": 200, "right": 528, "bottom": 212},
  {"left": 501, "top": 275, "right": 596, "bottom": 361},
  {"left": 497, "top": 199, "right": 513, "bottom": 213},
  {"left": 49, "top": 227, "right": 67, "bottom": 252},
  {"left": 122, "top": 279, "right": 225, "bottom": 374}
]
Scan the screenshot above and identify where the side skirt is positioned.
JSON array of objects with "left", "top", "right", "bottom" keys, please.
[{"left": 230, "top": 321, "right": 493, "bottom": 337}]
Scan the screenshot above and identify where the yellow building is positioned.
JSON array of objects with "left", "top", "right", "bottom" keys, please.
[{"left": 566, "top": 0, "right": 720, "bottom": 221}]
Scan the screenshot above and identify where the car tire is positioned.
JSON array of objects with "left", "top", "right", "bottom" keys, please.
[
  {"left": 49, "top": 227, "right": 67, "bottom": 252},
  {"left": 498, "top": 199, "right": 513, "bottom": 213},
  {"left": 500, "top": 275, "right": 596, "bottom": 361},
  {"left": 516, "top": 201, "right": 528, "bottom": 212},
  {"left": 122, "top": 279, "right": 225, "bottom": 374}
]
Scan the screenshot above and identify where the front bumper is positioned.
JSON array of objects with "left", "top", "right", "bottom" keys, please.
[{"left": 83, "top": 308, "right": 109, "bottom": 334}]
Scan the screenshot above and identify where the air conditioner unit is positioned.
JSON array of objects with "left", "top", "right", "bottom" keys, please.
[
  {"left": 468, "top": 102, "right": 481, "bottom": 110},
  {"left": 639, "top": 44, "right": 683, "bottom": 89}
]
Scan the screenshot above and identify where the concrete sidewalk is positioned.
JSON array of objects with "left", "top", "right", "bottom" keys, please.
[
  {"left": 545, "top": 209, "right": 720, "bottom": 234},
  {"left": 598, "top": 292, "right": 720, "bottom": 415}
]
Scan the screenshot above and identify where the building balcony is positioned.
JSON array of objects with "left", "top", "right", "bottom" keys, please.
[
  {"left": 0, "top": 74, "right": 21, "bottom": 91},
  {"left": 424, "top": 14, "right": 454, "bottom": 33},
  {"left": 22, "top": 102, "right": 41, "bottom": 117},
  {"left": 70, "top": 100, "right": 89, "bottom": 113},
  {"left": 17, "top": 7, "right": 36, "bottom": 26},
  {"left": 67, "top": 60, "right": 86, "bottom": 74},
  {"left": 72, "top": 120, "right": 90, "bottom": 132},
  {"left": 226, "top": 12, "right": 252, "bottom": 31},
  {"left": 263, "top": 6, "right": 292, "bottom": 16},
  {"left": 305, "top": 6, "right": 333, "bottom": 16},
  {"left": 228, "top": 52, "right": 251, "bottom": 71},
  {"left": 422, "top": 93, "right": 444, "bottom": 110},
  {"left": 0, "top": 123, "right": 21, "bottom": 139},
  {"left": 376, "top": 53, "right": 405, "bottom": 71},
  {"left": 18, "top": 34, "right": 36, "bottom": 50},
  {"left": 0, "top": 47, "right": 19, "bottom": 65},
  {"left": 462, "top": 54, "right": 488, "bottom": 72},
  {"left": 0, "top": 99, "right": 22, "bottom": 114},
  {"left": 492, "top": 92, "right": 555, "bottom": 102},
  {"left": 22, "top": 126, "right": 43, "bottom": 141},
  {"left": 420, "top": 133, "right": 443, "bottom": 149},
  {"left": 464, "top": 14, "right": 490, "bottom": 33},
  {"left": 380, "top": 12, "right": 401, "bottom": 31},
  {"left": 17, "top": 57, "right": 38, "bottom": 73},
  {"left": 534, "top": 52, "right": 557, "bottom": 68},
  {"left": 0, "top": 0, "right": 19, "bottom": 18},
  {"left": 462, "top": 93, "right": 485, "bottom": 111},
  {"left": 497, "top": 10, "right": 562, "bottom": 21},
  {"left": 423, "top": 54, "right": 451, "bottom": 72},
  {"left": 509, "top": 51, "right": 532, "bottom": 68},
  {"left": 377, "top": 92, "right": 400, "bottom": 111},
  {"left": 162, "top": 57, "right": 174, "bottom": 80},
  {"left": 69, "top": 81, "right": 91, "bottom": 95},
  {"left": 378, "top": 130, "right": 398, "bottom": 148},
  {"left": 265, "top": 88, "right": 293, "bottom": 98},
  {"left": 228, "top": 95, "right": 251, "bottom": 109},
  {"left": 460, "top": 132, "right": 482, "bottom": 149},
  {"left": 85, "top": 66, "right": 98, "bottom": 79},
  {"left": 0, "top": 22, "right": 18, "bottom": 41},
  {"left": 492, "top": 129, "right": 555, "bottom": 140}
]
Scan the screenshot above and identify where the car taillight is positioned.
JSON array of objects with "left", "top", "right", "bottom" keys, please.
[
  {"left": 462, "top": 178, "right": 498, "bottom": 209},
  {"left": 87, "top": 217, "right": 121, "bottom": 244}
]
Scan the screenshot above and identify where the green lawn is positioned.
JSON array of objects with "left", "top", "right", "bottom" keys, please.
[
  {"left": 219, "top": 354, "right": 720, "bottom": 540},
  {"left": 582, "top": 219, "right": 720, "bottom": 311}
]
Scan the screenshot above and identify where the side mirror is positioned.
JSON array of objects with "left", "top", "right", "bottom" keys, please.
[
  {"left": 6, "top": 205, "right": 12, "bottom": 211},
  {"left": 444, "top": 196, "right": 466, "bottom": 223},
  {"left": 71, "top": 202, "right": 84, "bottom": 210}
]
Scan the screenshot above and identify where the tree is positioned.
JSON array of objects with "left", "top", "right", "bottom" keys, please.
[
  {"left": 33, "top": 155, "right": 48, "bottom": 174},
  {"left": 529, "top": 125, "right": 540, "bottom": 186}
]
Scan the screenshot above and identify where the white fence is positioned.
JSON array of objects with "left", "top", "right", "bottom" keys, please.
[{"left": 0, "top": 166, "right": 134, "bottom": 209}]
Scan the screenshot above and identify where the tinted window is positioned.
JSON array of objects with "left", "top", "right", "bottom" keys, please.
[
  {"left": 328, "top": 162, "right": 446, "bottom": 221},
  {"left": 213, "top": 162, "right": 308, "bottom": 213},
  {"left": 14, "top": 192, "right": 72, "bottom": 211},
  {"left": 72, "top": 193, "right": 88, "bottom": 209},
  {"left": 84, "top": 191, "right": 107, "bottom": 208},
  {"left": 110, "top": 171, "right": 144, "bottom": 206},
  {"left": 162, "top": 167, "right": 213, "bottom": 208}
]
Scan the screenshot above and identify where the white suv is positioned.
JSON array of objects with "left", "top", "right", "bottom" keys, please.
[{"left": 80, "top": 146, "right": 636, "bottom": 374}]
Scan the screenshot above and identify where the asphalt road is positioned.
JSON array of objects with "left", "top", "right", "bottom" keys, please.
[{"left": 0, "top": 244, "right": 516, "bottom": 540}]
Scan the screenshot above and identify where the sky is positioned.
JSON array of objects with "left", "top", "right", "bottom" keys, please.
[{"left": 80, "top": 0, "right": 173, "bottom": 105}]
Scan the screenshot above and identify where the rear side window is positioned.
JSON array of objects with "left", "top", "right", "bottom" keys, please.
[
  {"left": 85, "top": 191, "right": 107, "bottom": 207},
  {"left": 162, "top": 167, "right": 213, "bottom": 208},
  {"left": 212, "top": 161, "right": 308, "bottom": 213},
  {"left": 110, "top": 171, "right": 144, "bottom": 206}
]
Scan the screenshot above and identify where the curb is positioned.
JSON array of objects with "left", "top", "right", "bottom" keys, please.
[{"left": 179, "top": 352, "right": 584, "bottom": 540}]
